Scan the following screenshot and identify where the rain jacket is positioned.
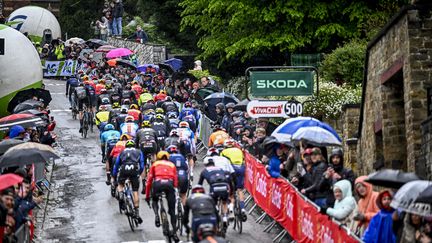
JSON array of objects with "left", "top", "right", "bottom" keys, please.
[
  {"left": 325, "top": 179, "right": 356, "bottom": 224},
  {"left": 9, "top": 125, "right": 25, "bottom": 139},
  {"left": 350, "top": 176, "right": 380, "bottom": 235},
  {"left": 267, "top": 155, "right": 281, "bottom": 178},
  {"left": 362, "top": 190, "right": 396, "bottom": 243}
]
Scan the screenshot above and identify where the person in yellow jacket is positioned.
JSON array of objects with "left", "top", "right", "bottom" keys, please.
[
  {"left": 95, "top": 105, "right": 110, "bottom": 128},
  {"left": 54, "top": 42, "right": 65, "bottom": 60}
]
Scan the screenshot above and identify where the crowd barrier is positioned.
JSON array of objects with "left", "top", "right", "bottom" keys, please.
[
  {"left": 198, "top": 114, "right": 361, "bottom": 242},
  {"left": 42, "top": 59, "right": 83, "bottom": 77}
]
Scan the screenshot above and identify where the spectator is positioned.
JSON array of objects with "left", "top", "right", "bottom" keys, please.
[
  {"left": 240, "top": 126, "right": 254, "bottom": 154},
  {"left": 400, "top": 213, "right": 426, "bottom": 243},
  {"left": 127, "top": 25, "right": 149, "bottom": 44},
  {"left": 256, "top": 117, "right": 277, "bottom": 135},
  {"left": 266, "top": 144, "right": 283, "bottom": 178},
  {"left": 222, "top": 103, "right": 234, "bottom": 131},
  {"left": 350, "top": 176, "right": 380, "bottom": 236},
  {"left": 291, "top": 148, "right": 314, "bottom": 192},
  {"left": 194, "top": 60, "right": 202, "bottom": 71},
  {"left": 200, "top": 76, "right": 218, "bottom": 90},
  {"left": 112, "top": 0, "right": 124, "bottom": 37},
  {"left": 301, "top": 147, "right": 329, "bottom": 207},
  {"left": 251, "top": 127, "right": 266, "bottom": 159},
  {"left": 8, "top": 125, "right": 26, "bottom": 140},
  {"left": 362, "top": 190, "right": 396, "bottom": 243},
  {"left": 97, "top": 16, "right": 109, "bottom": 41},
  {"left": 320, "top": 179, "right": 356, "bottom": 225},
  {"left": 214, "top": 103, "right": 225, "bottom": 125}
]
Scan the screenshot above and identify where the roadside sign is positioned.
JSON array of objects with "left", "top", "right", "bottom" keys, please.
[
  {"left": 250, "top": 71, "right": 314, "bottom": 97},
  {"left": 247, "top": 100, "right": 303, "bottom": 118}
]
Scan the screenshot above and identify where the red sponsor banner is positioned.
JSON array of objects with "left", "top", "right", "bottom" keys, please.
[{"left": 243, "top": 151, "right": 359, "bottom": 243}]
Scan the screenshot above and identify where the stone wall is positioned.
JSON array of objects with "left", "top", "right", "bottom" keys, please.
[
  {"left": 107, "top": 37, "right": 166, "bottom": 64},
  {"left": 420, "top": 117, "right": 432, "bottom": 179},
  {"left": 358, "top": 6, "right": 432, "bottom": 176},
  {"left": 342, "top": 105, "right": 360, "bottom": 172}
]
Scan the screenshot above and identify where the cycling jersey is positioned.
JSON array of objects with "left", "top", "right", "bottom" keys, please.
[
  {"left": 169, "top": 153, "right": 189, "bottom": 174},
  {"left": 204, "top": 156, "right": 235, "bottom": 174},
  {"left": 95, "top": 84, "right": 106, "bottom": 95},
  {"left": 177, "top": 127, "right": 196, "bottom": 156},
  {"left": 138, "top": 93, "right": 154, "bottom": 106},
  {"left": 120, "top": 122, "right": 139, "bottom": 138},
  {"left": 112, "top": 148, "right": 145, "bottom": 177},
  {"left": 100, "top": 129, "right": 121, "bottom": 146},
  {"left": 110, "top": 140, "right": 126, "bottom": 159},
  {"left": 131, "top": 84, "right": 143, "bottom": 99},
  {"left": 95, "top": 111, "right": 110, "bottom": 126},
  {"left": 221, "top": 147, "right": 244, "bottom": 166},
  {"left": 145, "top": 160, "right": 178, "bottom": 197},
  {"left": 127, "top": 109, "right": 142, "bottom": 123},
  {"left": 208, "top": 130, "right": 229, "bottom": 147},
  {"left": 198, "top": 166, "right": 231, "bottom": 202}
]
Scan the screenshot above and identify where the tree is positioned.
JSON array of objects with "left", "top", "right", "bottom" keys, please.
[
  {"left": 180, "top": 0, "right": 408, "bottom": 65},
  {"left": 59, "top": 0, "right": 104, "bottom": 39}
]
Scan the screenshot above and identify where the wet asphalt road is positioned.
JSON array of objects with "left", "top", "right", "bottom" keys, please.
[{"left": 38, "top": 79, "right": 282, "bottom": 243}]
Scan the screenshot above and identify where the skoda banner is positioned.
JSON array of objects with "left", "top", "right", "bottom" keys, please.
[{"left": 250, "top": 71, "right": 314, "bottom": 97}]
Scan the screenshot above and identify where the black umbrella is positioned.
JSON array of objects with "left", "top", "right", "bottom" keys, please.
[
  {"left": 204, "top": 92, "right": 239, "bottom": 121},
  {"left": 365, "top": 169, "right": 420, "bottom": 188},
  {"left": 0, "top": 139, "right": 24, "bottom": 155},
  {"left": 234, "top": 99, "right": 250, "bottom": 111},
  {"left": 157, "top": 63, "right": 175, "bottom": 76},
  {"left": 196, "top": 88, "right": 219, "bottom": 100},
  {"left": 416, "top": 185, "right": 432, "bottom": 204},
  {"left": 116, "top": 59, "right": 136, "bottom": 69},
  {"left": 8, "top": 89, "right": 52, "bottom": 113},
  {"left": 12, "top": 100, "right": 44, "bottom": 114},
  {"left": 171, "top": 72, "right": 198, "bottom": 83},
  {"left": 0, "top": 142, "right": 59, "bottom": 168},
  {"left": 86, "top": 39, "right": 108, "bottom": 48}
]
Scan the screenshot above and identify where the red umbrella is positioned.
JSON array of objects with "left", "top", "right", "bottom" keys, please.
[
  {"left": 0, "top": 174, "right": 23, "bottom": 191},
  {"left": 0, "top": 114, "right": 45, "bottom": 132},
  {"left": 95, "top": 45, "right": 116, "bottom": 53},
  {"left": 0, "top": 113, "right": 34, "bottom": 123}
]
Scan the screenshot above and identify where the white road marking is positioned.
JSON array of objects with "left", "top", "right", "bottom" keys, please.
[
  {"left": 49, "top": 92, "right": 65, "bottom": 95},
  {"left": 50, "top": 109, "right": 71, "bottom": 112},
  {"left": 45, "top": 83, "right": 65, "bottom": 86}
]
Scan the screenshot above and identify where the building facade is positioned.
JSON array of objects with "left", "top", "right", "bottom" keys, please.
[{"left": 358, "top": 4, "right": 432, "bottom": 177}]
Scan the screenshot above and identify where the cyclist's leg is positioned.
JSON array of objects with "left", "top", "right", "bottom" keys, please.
[
  {"left": 165, "top": 184, "right": 177, "bottom": 232},
  {"left": 178, "top": 175, "right": 188, "bottom": 205}
]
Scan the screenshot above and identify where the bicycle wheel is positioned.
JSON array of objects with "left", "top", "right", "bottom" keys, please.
[
  {"left": 234, "top": 200, "right": 243, "bottom": 234},
  {"left": 177, "top": 200, "right": 183, "bottom": 236},
  {"left": 89, "top": 111, "right": 94, "bottom": 133},
  {"left": 126, "top": 196, "right": 136, "bottom": 232},
  {"left": 161, "top": 209, "right": 171, "bottom": 242}
]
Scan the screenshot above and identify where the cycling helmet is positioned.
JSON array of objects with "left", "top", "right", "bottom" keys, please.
[
  {"left": 224, "top": 138, "right": 235, "bottom": 148},
  {"left": 142, "top": 88, "right": 148, "bottom": 93},
  {"left": 165, "top": 96, "right": 172, "bottom": 101},
  {"left": 122, "top": 99, "right": 131, "bottom": 105},
  {"left": 125, "top": 84, "right": 132, "bottom": 90},
  {"left": 120, "top": 134, "right": 131, "bottom": 141},
  {"left": 155, "top": 114, "right": 165, "bottom": 120},
  {"left": 160, "top": 90, "right": 167, "bottom": 94},
  {"left": 167, "top": 112, "right": 177, "bottom": 119},
  {"left": 98, "top": 79, "right": 105, "bottom": 84},
  {"left": 131, "top": 80, "right": 138, "bottom": 85},
  {"left": 184, "top": 101, "right": 192, "bottom": 108},
  {"left": 179, "top": 121, "right": 189, "bottom": 128},
  {"left": 169, "top": 130, "right": 179, "bottom": 136},
  {"left": 125, "top": 140, "right": 135, "bottom": 148},
  {"left": 156, "top": 151, "right": 170, "bottom": 160},
  {"left": 101, "top": 97, "right": 110, "bottom": 105},
  {"left": 206, "top": 147, "right": 219, "bottom": 156},
  {"left": 142, "top": 120, "right": 151, "bottom": 128},
  {"left": 129, "top": 104, "right": 139, "bottom": 110},
  {"left": 191, "top": 185, "right": 205, "bottom": 194},
  {"left": 144, "top": 109, "right": 155, "bottom": 115},
  {"left": 83, "top": 80, "right": 90, "bottom": 85},
  {"left": 155, "top": 108, "right": 165, "bottom": 114},
  {"left": 166, "top": 145, "right": 178, "bottom": 154},
  {"left": 203, "top": 157, "right": 215, "bottom": 166},
  {"left": 105, "top": 83, "right": 112, "bottom": 89},
  {"left": 121, "top": 107, "right": 128, "bottom": 113},
  {"left": 100, "top": 88, "right": 107, "bottom": 94},
  {"left": 112, "top": 102, "right": 120, "bottom": 108},
  {"left": 125, "top": 115, "right": 134, "bottom": 122},
  {"left": 231, "top": 111, "right": 243, "bottom": 117},
  {"left": 104, "top": 124, "right": 115, "bottom": 131},
  {"left": 226, "top": 103, "right": 235, "bottom": 109},
  {"left": 99, "top": 105, "right": 107, "bottom": 111}
]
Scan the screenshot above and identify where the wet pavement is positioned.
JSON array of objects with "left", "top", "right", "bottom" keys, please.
[{"left": 37, "top": 79, "right": 282, "bottom": 243}]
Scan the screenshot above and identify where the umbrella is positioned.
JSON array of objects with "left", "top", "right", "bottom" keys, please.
[
  {"left": 137, "top": 64, "right": 160, "bottom": 73},
  {"left": 271, "top": 117, "right": 342, "bottom": 146},
  {"left": 0, "top": 139, "right": 24, "bottom": 155},
  {"left": 204, "top": 92, "right": 240, "bottom": 104},
  {"left": 12, "top": 100, "right": 44, "bottom": 114},
  {"left": 79, "top": 48, "right": 94, "bottom": 59},
  {"left": 107, "top": 59, "right": 117, "bottom": 67},
  {"left": 116, "top": 59, "right": 136, "bottom": 69},
  {"left": 0, "top": 174, "right": 23, "bottom": 191},
  {"left": 65, "top": 37, "right": 85, "bottom": 46},
  {"left": 234, "top": 99, "right": 250, "bottom": 111},
  {"left": 171, "top": 72, "right": 197, "bottom": 83},
  {"left": 365, "top": 169, "right": 421, "bottom": 188},
  {"left": 0, "top": 142, "right": 60, "bottom": 168},
  {"left": 163, "top": 58, "right": 183, "bottom": 72},
  {"left": 0, "top": 114, "right": 46, "bottom": 132},
  {"left": 391, "top": 180, "right": 432, "bottom": 217},
  {"left": 86, "top": 39, "right": 108, "bottom": 48},
  {"left": 95, "top": 45, "right": 116, "bottom": 53},
  {"left": 416, "top": 185, "right": 432, "bottom": 204},
  {"left": 8, "top": 89, "right": 52, "bottom": 113},
  {"left": 106, "top": 48, "right": 133, "bottom": 59},
  {"left": 196, "top": 88, "right": 219, "bottom": 100}
]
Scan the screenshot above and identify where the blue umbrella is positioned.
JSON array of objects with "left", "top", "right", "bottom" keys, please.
[
  {"left": 164, "top": 58, "right": 183, "bottom": 72},
  {"left": 271, "top": 117, "right": 342, "bottom": 146},
  {"left": 137, "top": 64, "right": 159, "bottom": 73}
]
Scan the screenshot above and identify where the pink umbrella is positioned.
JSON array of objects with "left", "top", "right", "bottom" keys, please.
[
  {"left": 0, "top": 174, "right": 23, "bottom": 191},
  {"left": 95, "top": 45, "right": 116, "bottom": 53},
  {"left": 106, "top": 48, "right": 133, "bottom": 59}
]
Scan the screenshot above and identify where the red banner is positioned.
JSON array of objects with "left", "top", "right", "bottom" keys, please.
[{"left": 243, "top": 151, "right": 359, "bottom": 243}]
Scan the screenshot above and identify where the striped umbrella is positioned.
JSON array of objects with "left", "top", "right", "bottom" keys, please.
[
  {"left": 0, "top": 142, "right": 59, "bottom": 168},
  {"left": 95, "top": 45, "right": 116, "bottom": 53},
  {"left": 0, "top": 114, "right": 46, "bottom": 132}
]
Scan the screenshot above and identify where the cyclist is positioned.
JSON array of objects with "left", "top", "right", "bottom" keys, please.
[
  {"left": 74, "top": 82, "right": 91, "bottom": 133},
  {"left": 177, "top": 121, "right": 196, "bottom": 180},
  {"left": 95, "top": 79, "right": 106, "bottom": 95},
  {"left": 95, "top": 105, "right": 110, "bottom": 129},
  {"left": 120, "top": 116, "right": 139, "bottom": 139},
  {"left": 161, "top": 96, "right": 179, "bottom": 116},
  {"left": 179, "top": 101, "right": 199, "bottom": 134},
  {"left": 115, "top": 107, "right": 129, "bottom": 131},
  {"left": 165, "top": 129, "right": 180, "bottom": 149},
  {"left": 109, "top": 134, "right": 130, "bottom": 184},
  {"left": 84, "top": 80, "right": 97, "bottom": 114},
  {"left": 97, "top": 89, "right": 111, "bottom": 108},
  {"left": 113, "top": 140, "right": 145, "bottom": 223},
  {"left": 100, "top": 123, "right": 121, "bottom": 163},
  {"left": 107, "top": 83, "right": 121, "bottom": 104},
  {"left": 121, "top": 84, "right": 136, "bottom": 104},
  {"left": 142, "top": 100, "right": 156, "bottom": 113},
  {"left": 65, "top": 76, "right": 80, "bottom": 110},
  {"left": 131, "top": 80, "right": 143, "bottom": 100},
  {"left": 127, "top": 104, "right": 142, "bottom": 125},
  {"left": 138, "top": 89, "right": 154, "bottom": 106},
  {"left": 198, "top": 157, "right": 231, "bottom": 227},
  {"left": 135, "top": 120, "right": 158, "bottom": 167},
  {"left": 153, "top": 114, "right": 168, "bottom": 149},
  {"left": 208, "top": 125, "right": 229, "bottom": 148},
  {"left": 220, "top": 138, "right": 247, "bottom": 221},
  {"left": 154, "top": 89, "right": 167, "bottom": 103},
  {"left": 196, "top": 223, "right": 227, "bottom": 243},
  {"left": 167, "top": 112, "right": 180, "bottom": 132},
  {"left": 145, "top": 151, "right": 178, "bottom": 241},
  {"left": 142, "top": 108, "right": 156, "bottom": 123},
  {"left": 108, "top": 102, "right": 121, "bottom": 125},
  {"left": 183, "top": 185, "right": 218, "bottom": 243},
  {"left": 167, "top": 145, "right": 189, "bottom": 205}
]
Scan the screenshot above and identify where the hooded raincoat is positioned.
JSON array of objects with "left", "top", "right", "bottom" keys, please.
[
  {"left": 325, "top": 179, "right": 356, "bottom": 225},
  {"left": 362, "top": 190, "right": 396, "bottom": 243},
  {"left": 350, "top": 176, "right": 380, "bottom": 235}
]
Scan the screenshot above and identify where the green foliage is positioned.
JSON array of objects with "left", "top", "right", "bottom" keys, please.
[
  {"left": 320, "top": 40, "right": 367, "bottom": 87},
  {"left": 179, "top": 0, "right": 408, "bottom": 65},
  {"left": 188, "top": 69, "right": 222, "bottom": 83},
  {"left": 59, "top": 0, "right": 104, "bottom": 39}
]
